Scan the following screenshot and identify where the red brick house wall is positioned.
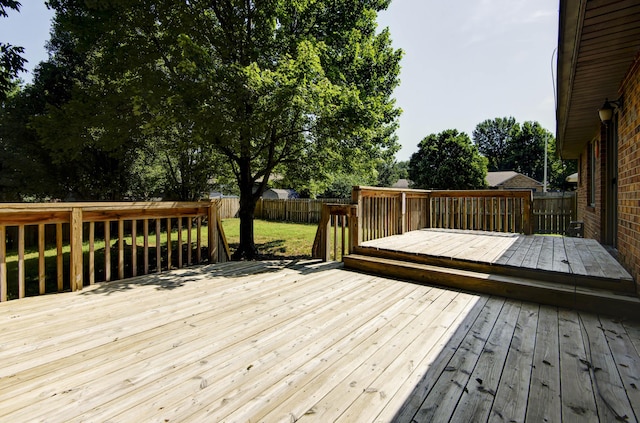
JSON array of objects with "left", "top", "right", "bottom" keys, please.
[
  {"left": 578, "top": 56, "right": 640, "bottom": 288},
  {"left": 617, "top": 57, "right": 640, "bottom": 286}
]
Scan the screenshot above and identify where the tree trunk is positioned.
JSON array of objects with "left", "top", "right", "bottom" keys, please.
[{"left": 232, "top": 160, "right": 260, "bottom": 260}]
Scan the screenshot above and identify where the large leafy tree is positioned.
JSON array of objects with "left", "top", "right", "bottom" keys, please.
[
  {"left": 0, "top": 0, "right": 26, "bottom": 101},
  {"left": 408, "top": 129, "right": 487, "bottom": 190},
  {"left": 46, "top": 0, "right": 402, "bottom": 259},
  {"left": 471, "top": 117, "right": 576, "bottom": 189},
  {"left": 472, "top": 117, "right": 518, "bottom": 172}
]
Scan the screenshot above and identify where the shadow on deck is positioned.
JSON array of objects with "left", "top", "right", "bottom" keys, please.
[{"left": 345, "top": 229, "right": 639, "bottom": 319}]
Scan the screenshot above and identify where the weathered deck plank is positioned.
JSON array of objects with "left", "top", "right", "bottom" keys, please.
[
  {"left": 525, "top": 304, "right": 562, "bottom": 423},
  {"left": 0, "top": 260, "right": 638, "bottom": 422}
]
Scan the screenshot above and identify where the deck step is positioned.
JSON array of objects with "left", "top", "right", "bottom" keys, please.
[
  {"left": 344, "top": 254, "right": 640, "bottom": 319},
  {"left": 352, "top": 245, "right": 636, "bottom": 294}
]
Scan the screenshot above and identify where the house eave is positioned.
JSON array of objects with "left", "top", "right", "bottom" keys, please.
[{"left": 556, "top": 0, "right": 640, "bottom": 159}]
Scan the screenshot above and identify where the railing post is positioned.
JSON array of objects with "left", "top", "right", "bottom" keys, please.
[
  {"left": 351, "top": 186, "right": 364, "bottom": 246},
  {"left": 349, "top": 205, "right": 358, "bottom": 255},
  {"left": 523, "top": 191, "right": 534, "bottom": 235},
  {"left": 208, "top": 200, "right": 219, "bottom": 263},
  {"left": 319, "top": 204, "right": 331, "bottom": 261},
  {"left": 70, "top": 207, "right": 84, "bottom": 292}
]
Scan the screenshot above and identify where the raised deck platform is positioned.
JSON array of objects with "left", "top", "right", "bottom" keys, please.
[
  {"left": 345, "top": 229, "right": 638, "bottom": 318},
  {"left": 0, "top": 260, "right": 638, "bottom": 421}
]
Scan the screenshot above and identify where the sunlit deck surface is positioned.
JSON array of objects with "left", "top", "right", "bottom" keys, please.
[
  {"left": 357, "top": 229, "right": 634, "bottom": 283},
  {"left": 1, "top": 260, "right": 639, "bottom": 422}
]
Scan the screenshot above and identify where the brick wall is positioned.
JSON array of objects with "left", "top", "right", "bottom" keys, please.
[
  {"left": 618, "top": 56, "right": 640, "bottom": 289},
  {"left": 578, "top": 131, "right": 604, "bottom": 242},
  {"left": 575, "top": 55, "right": 640, "bottom": 289}
]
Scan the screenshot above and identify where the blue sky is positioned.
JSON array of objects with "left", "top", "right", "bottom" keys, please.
[{"left": 1, "top": 1, "right": 559, "bottom": 161}]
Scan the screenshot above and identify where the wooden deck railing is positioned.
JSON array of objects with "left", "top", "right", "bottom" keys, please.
[
  {"left": 311, "top": 204, "right": 358, "bottom": 261},
  {"left": 0, "top": 201, "right": 230, "bottom": 301},
  {"left": 314, "top": 186, "right": 534, "bottom": 261}
]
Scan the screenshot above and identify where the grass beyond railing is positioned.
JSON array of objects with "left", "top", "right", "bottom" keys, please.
[{"left": 0, "top": 201, "right": 230, "bottom": 301}]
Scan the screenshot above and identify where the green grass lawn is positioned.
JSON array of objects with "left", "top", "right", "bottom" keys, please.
[{"left": 221, "top": 218, "right": 318, "bottom": 259}]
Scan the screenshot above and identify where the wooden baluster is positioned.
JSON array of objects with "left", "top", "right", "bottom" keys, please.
[
  {"left": 177, "top": 217, "right": 183, "bottom": 268},
  {"left": 166, "top": 218, "right": 172, "bottom": 270},
  {"left": 156, "top": 219, "right": 161, "bottom": 272},
  {"left": 187, "top": 217, "right": 192, "bottom": 266},
  {"left": 196, "top": 216, "right": 202, "bottom": 263},
  {"left": 143, "top": 219, "right": 149, "bottom": 274},
  {"left": 131, "top": 219, "right": 137, "bottom": 277},
  {"left": 38, "top": 223, "right": 45, "bottom": 294},
  {"left": 333, "top": 215, "right": 338, "bottom": 261},
  {"left": 18, "top": 225, "right": 24, "bottom": 298},
  {"left": 57, "top": 223, "right": 64, "bottom": 290},
  {"left": 341, "top": 215, "right": 346, "bottom": 260},
  {"left": 118, "top": 219, "right": 124, "bottom": 280},
  {"left": 104, "top": 221, "right": 111, "bottom": 282},
  {"left": 89, "top": 222, "right": 95, "bottom": 284}
]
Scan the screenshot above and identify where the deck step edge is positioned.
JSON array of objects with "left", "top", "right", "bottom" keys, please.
[{"left": 343, "top": 254, "right": 640, "bottom": 320}]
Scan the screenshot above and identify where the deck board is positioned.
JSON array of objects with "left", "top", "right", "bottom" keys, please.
[{"left": 0, "top": 260, "right": 638, "bottom": 422}]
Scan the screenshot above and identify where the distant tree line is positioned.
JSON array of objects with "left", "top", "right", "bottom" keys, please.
[{"left": 407, "top": 117, "right": 577, "bottom": 191}]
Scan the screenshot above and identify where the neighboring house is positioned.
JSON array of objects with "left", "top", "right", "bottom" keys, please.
[
  {"left": 556, "top": 0, "right": 640, "bottom": 289},
  {"left": 486, "top": 171, "right": 543, "bottom": 192},
  {"left": 262, "top": 188, "right": 298, "bottom": 200},
  {"left": 391, "top": 179, "right": 411, "bottom": 189}
]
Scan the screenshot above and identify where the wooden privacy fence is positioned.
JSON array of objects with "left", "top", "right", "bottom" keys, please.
[
  {"left": 0, "top": 201, "right": 230, "bottom": 302},
  {"left": 217, "top": 197, "right": 240, "bottom": 219},
  {"left": 532, "top": 192, "right": 576, "bottom": 235},
  {"left": 255, "top": 198, "right": 350, "bottom": 223},
  {"left": 314, "top": 186, "right": 534, "bottom": 261}
]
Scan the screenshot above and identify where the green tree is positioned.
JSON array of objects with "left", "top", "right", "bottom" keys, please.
[
  {"left": 472, "top": 117, "right": 518, "bottom": 171},
  {"left": 408, "top": 130, "right": 487, "bottom": 190},
  {"left": 0, "top": 1, "right": 26, "bottom": 101},
  {"left": 47, "top": 0, "right": 402, "bottom": 259},
  {"left": 509, "top": 121, "right": 548, "bottom": 182},
  {"left": 376, "top": 159, "right": 409, "bottom": 187}
]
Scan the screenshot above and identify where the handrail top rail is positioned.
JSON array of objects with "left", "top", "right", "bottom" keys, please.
[
  {"left": 353, "top": 186, "right": 432, "bottom": 195},
  {"left": 0, "top": 200, "right": 216, "bottom": 213},
  {"left": 430, "top": 189, "right": 533, "bottom": 199},
  {"left": 353, "top": 186, "right": 534, "bottom": 199}
]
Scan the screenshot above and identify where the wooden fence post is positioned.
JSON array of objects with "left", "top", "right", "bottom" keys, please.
[
  {"left": 208, "top": 200, "right": 219, "bottom": 263},
  {"left": 70, "top": 207, "right": 83, "bottom": 292}
]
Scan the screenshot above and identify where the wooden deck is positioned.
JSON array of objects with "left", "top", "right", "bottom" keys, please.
[
  {"left": 345, "top": 229, "right": 638, "bottom": 318},
  {"left": 0, "top": 260, "right": 639, "bottom": 422},
  {"left": 357, "top": 229, "right": 634, "bottom": 286}
]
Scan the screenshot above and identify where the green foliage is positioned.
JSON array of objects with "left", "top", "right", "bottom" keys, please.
[
  {"left": 0, "top": 1, "right": 26, "bottom": 101},
  {"left": 471, "top": 117, "right": 576, "bottom": 190},
  {"left": 376, "top": 159, "right": 408, "bottom": 187},
  {"left": 408, "top": 129, "right": 487, "bottom": 190},
  {"left": 44, "top": 0, "right": 402, "bottom": 258},
  {"left": 472, "top": 117, "right": 518, "bottom": 172}
]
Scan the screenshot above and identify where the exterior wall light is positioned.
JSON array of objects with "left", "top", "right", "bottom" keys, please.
[{"left": 598, "top": 97, "right": 623, "bottom": 123}]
